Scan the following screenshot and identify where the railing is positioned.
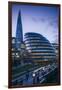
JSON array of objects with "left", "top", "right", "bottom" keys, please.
[{"left": 12, "top": 63, "right": 57, "bottom": 85}]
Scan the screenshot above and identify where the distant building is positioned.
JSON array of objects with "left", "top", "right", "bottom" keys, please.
[
  {"left": 12, "top": 37, "right": 28, "bottom": 66},
  {"left": 11, "top": 37, "right": 20, "bottom": 66},
  {"left": 24, "top": 32, "right": 56, "bottom": 65},
  {"left": 52, "top": 43, "right": 59, "bottom": 62},
  {"left": 52, "top": 43, "right": 59, "bottom": 53}
]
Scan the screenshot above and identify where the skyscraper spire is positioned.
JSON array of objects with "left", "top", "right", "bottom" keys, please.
[
  {"left": 16, "top": 10, "right": 23, "bottom": 48},
  {"left": 16, "top": 10, "right": 23, "bottom": 42}
]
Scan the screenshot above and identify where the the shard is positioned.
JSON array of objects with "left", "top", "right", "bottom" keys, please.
[{"left": 16, "top": 10, "right": 23, "bottom": 49}]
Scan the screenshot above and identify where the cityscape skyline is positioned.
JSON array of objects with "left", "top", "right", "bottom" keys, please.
[
  {"left": 10, "top": 3, "right": 60, "bottom": 87},
  {"left": 12, "top": 4, "right": 59, "bottom": 43}
]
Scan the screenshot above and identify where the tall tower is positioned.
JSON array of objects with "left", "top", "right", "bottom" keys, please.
[{"left": 16, "top": 10, "right": 23, "bottom": 49}]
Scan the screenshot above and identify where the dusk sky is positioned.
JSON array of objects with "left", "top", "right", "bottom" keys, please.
[{"left": 12, "top": 4, "right": 59, "bottom": 43}]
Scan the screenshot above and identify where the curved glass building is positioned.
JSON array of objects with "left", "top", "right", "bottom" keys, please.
[{"left": 24, "top": 32, "right": 56, "bottom": 63}]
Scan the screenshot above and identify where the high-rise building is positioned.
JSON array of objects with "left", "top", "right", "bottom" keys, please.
[{"left": 16, "top": 10, "right": 23, "bottom": 49}]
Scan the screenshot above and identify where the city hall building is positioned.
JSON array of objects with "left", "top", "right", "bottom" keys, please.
[{"left": 24, "top": 32, "right": 56, "bottom": 65}]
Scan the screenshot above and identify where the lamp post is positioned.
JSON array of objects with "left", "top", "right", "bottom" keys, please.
[
  {"left": 37, "top": 71, "right": 40, "bottom": 84},
  {"left": 32, "top": 73, "right": 36, "bottom": 84}
]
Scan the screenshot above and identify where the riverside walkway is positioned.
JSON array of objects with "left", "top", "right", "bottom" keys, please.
[{"left": 12, "top": 63, "right": 58, "bottom": 86}]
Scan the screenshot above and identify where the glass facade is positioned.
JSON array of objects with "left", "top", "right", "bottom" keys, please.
[
  {"left": 16, "top": 11, "right": 23, "bottom": 49},
  {"left": 24, "top": 32, "right": 56, "bottom": 62}
]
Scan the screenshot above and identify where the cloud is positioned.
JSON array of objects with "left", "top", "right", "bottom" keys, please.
[
  {"left": 32, "top": 17, "right": 46, "bottom": 23},
  {"left": 40, "top": 18, "right": 46, "bottom": 22},
  {"left": 32, "top": 17, "right": 38, "bottom": 22},
  {"left": 48, "top": 18, "right": 58, "bottom": 28}
]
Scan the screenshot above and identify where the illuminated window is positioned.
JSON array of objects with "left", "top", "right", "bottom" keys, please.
[
  {"left": 31, "top": 52, "right": 55, "bottom": 55},
  {"left": 18, "top": 48, "right": 20, "bottom": 50},
  {"left": 16, "top": 53, "right": 18, "bottom": 56},
  {"left": 16, "top": 55, "right": 19, "bottom": 58},
  {"left": 31, "top": 49, "right": 54, "bottom": 52},
  {"left": 12, "top": 48, "right": 14, "bottom": 51},
  {"left": 28, "top": 49, "right": 31, "bottom": 52},
  {"left": 12, "top": 39, "right": 15, "bottom": 44},
  {"left": 12, "top": 53, "right": 15, "bottom": 56},
  {"left": 15, "top": 53, "right": 20, "bottom": 58},
  {"left": 21, "top": 44, "right": 25, "bottom": 48},
  {"left": 31, "top": 56, "right": 42, "bottom": 58}
]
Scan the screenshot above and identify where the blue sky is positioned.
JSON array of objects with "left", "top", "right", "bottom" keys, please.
[{"left": 12, "top": 4, "right": 59, "bottom": 43}]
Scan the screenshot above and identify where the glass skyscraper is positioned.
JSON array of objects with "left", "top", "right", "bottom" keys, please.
[{"left": 16, "top": 11, "right": 23, "bottom": 49}]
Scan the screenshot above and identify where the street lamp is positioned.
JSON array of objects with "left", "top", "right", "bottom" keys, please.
[{"left": 32, "top": 73, "right": 36, "bottom": 84}]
